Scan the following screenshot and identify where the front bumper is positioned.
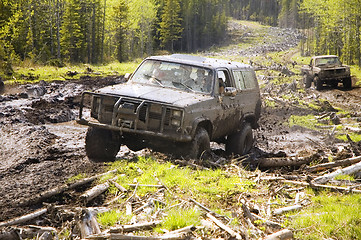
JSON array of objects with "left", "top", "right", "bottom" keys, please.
[{"left": 77, "top": 92, "right": 192, "bottom": 142}]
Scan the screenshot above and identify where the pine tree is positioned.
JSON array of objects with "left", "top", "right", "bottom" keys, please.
[{"left": 159, "top": 0, "right": 183, "bottom": 52}]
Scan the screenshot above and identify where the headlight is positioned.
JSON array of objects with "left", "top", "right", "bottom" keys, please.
[
  {"left": 171, "top": 119, "right": 181, "bottom": 127},
  {"left": 172, "top": 110, "right": 182, "bottom": 118}
]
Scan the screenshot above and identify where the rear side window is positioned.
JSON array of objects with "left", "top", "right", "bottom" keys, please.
[{"left": 233, "top": 70, "right": 257, "bottom": 90}]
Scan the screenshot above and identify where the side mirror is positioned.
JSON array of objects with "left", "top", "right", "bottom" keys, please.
[
  {"left": 224, "top": 87, "right": 237, "bottom": 96},
  {"left": 124, "top": 73, "right": 131, "bottom": 81}
]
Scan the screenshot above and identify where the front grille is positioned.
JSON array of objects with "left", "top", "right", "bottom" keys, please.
[{"left": 91, "top": 95, "right": 182, "bottom": 133}]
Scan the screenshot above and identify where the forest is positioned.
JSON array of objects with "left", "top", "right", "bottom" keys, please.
[{"left": 1, "top": 0, "right": 361, "bottom": 76}]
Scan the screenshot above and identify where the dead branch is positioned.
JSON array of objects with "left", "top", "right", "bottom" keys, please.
[
  {"left": 109, "top": 233, "right": 187, "bottom": 240},
  {"left": 258, "top": 157, "right": 312, "bottom": 168},
  {"left": 110, "top": 221, "right": 162, "bottom": 233},
  {"left": 283, "top": 180, "right": 361, "bottom": 194},
  {"left": 0, "top": 208, "right": 47, "bottom": 228},
  {"left": 81, "top": 182, "right": 110, "bottom": 203},
  {"left": 273, "top": 204, "right": 302, "bottom": 215},
  {"left": 128, "top": 184, "right": 164, "bottom": 188},
  {"left": 17, "top": 169, "right": 117, "bottom": 206},
  {"left": 109, "top": 178, "right": 128, "bottom": 192},
  {"left": 262, "top": 229, "right": 293, "bottom": 240},
  {"left": 206, "top": 213, "right": 244, "bottom": 240},
  {"left": 306, "top": 156, "right": 361, "bottom": 173},
  {"left": 250, "top": 213, "right": 281, "bottom": 228},
  {"left": 105, "top": 193, "right": 126, "bottom": 206},
  {"left": 164, "top": 225, "right": 196, "bottom": 235},
  {"left": 313, "top": 160, "right": 361, "bottom": 184}
]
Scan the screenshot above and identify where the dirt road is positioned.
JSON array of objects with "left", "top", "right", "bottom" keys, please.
[{"left": 1, "top": 22, "right": 360, "bottom": 223}]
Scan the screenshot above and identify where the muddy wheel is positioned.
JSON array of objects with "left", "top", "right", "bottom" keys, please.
[
  {"left": 226, "top": 123, "right": 253, "bottom": 156},
  {"left": 315, "top": 76, "right": 323, "bottom": 91},
  {"left": 343, "top": 77, "right": 352, "bottom": 89},
  {"left": 304, "top": 74, "right": 311, "bottom": 88},
  {"left": 187, "top": 127, "right": 210, "bottom": 159},
  {"left": 85, "top": 127, "right": 121, "bottom": 162}
]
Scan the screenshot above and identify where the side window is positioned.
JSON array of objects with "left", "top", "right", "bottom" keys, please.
[
  {"left": 241, "top": 70, "right": 257, "bottom": 89},
  {"left": 217, "top": 70, "right": 232, "bottom": 87},
  {"left": 233, "top": 71, "right": 246, "bottom": 90}
]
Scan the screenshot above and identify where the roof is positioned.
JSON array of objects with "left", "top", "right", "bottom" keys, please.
[
  {"left": 147, "top": 54, "right": 252, "bottom": 70},
  {"left": 313, "top": 55, "right": 339, "bottom": 59}
]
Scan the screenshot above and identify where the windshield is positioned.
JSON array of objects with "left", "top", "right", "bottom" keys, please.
[
  {"left": 315, "top": 57, "right": 341, "bottom": 66},
  {"left": 130, "top": 60, "right": 213, "bottom": 94}
]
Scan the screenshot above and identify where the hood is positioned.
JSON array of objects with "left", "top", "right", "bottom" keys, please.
[{"left": 97, "top": 82, "right": 213, "bottom": 107}]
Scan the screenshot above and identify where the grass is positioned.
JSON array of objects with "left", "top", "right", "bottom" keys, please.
[
  {"left": 288, "top": 191, "right": 361, "bottom": 240},
  {"left": 3, "top": 61, "right": 140, "bottom": 84},
  {"left": 97, "top": 156, "right": 256, "bottom": 231}
]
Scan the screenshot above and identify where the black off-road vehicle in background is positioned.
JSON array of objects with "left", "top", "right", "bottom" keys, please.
[
  {"left": 301, "top": 55, "right": 351, "bottom": 90},
  {"left": 77, "top": 54, "right": 261, "bottom": 161}
]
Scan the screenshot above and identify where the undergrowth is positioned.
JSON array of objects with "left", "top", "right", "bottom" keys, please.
[
  {"left": 288, "top": 191, "right": 361, "bottom": 240},
  {"left": 96, "top": 156, "right": 256, "bottom": 230}
]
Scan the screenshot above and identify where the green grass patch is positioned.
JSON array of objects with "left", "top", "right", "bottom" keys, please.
[
  {"left": 67, "top": 173, "right": 87, "bottom": 183},
  {"left": 334, "top": 174, "right": 355, "bottom": 181},
  {"left": 156, "top": 207, "right": 201, "bottom": 232},
  {"left": 4, "top": 61, "right": 139, "bottom": 84},
  {"left": 97, "top": 209, "right": 132, "bottom": 227},
  {"left": 288, "top": 114, "right": 319, "bottom": 130},
  {"left": 336, "top": 133, "right": 361, "bottom": 142},
  {"left": 288, "top": 192, "right": 361, "bottom": 240}
]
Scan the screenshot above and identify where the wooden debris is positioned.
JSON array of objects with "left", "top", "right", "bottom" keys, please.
[
  {"left": 284, "top": 180, "right": 361, "bottom": 193},
  {"left": 0, "top": 208, "right": 47, "bottom": 228},
  {"left": 273, "top": 204, "right": 302, "bottom": 215},
  {"left": 110, "top": 233, "right": 187, "bottom": 240},
  {"left": 206, "top": 213, "right": 244, "bottom": 240},
  {"left": 109, "top": 178, "right": 128, "bottom": 192},
  {"left": 110, "top": 221, "right": 162, "bottom": 233},
  {"left": 258, "top": 157, "right": 312, "bottom": 168},
  {"left": 313, "top": 161, "right": 361, "bottom": 184},
  {"left": 306, "top": 156, "right": 361, "bottom": 173},
  {"left": 263, "top": 229, "right": 293, "bottom": 240},
  {"left": 81, "top": 182, "right": 110, "bottom": 203},
  {"left": 78, "top": 209, "right": 101, "bottom": 239},
  {"left": 128, "top": 184, "right": 164, "bottom": 188}
]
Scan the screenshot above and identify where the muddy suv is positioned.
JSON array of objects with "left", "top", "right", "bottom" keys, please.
[
  {"left": 77, "top": 54, "right": 261, "bottom": 161},
  {"left": 301, "top": 55, "right": 351, "bottom": 90}
]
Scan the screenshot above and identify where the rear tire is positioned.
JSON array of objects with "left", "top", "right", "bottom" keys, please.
[
  {"left": 187, "top": 127, "right": 210, "bottom": 159},
  {"left": 315, "top": 76, "right": 323, "bottom": 91},
  {"left": 343, "top": 77, "right": 352, "bottom": 89},
  {"left": 85, "top": 127, "right": 121, "bottom": 162},
  {"left": 226, "top": 123, "right": 253, "bottom": 155}
]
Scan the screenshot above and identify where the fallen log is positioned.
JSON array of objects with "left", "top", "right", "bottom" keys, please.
[
  {"left": 306, "top": 156, "right": 361, "bottom": 173},
  {"left": 263, "top": 229, "right": 293, "bottom": 240},
  {"left": 258, "top": 157, "right": 312, "bottom": 168},
  {"left": 313, "top": 160, "right": 361, "bottom": 184},
  {"left": 0, "top": 208, "right": 47, "bottom": 228},
  {"left": 109, "top": 221, "right": 162, "bottom": 233},
  {"left": 206, "top": 213, "right": 244, "bottom": 240},
  {"left": 81, "top": 182, "right": 110, "bottom": 203},
  {"left": 17, "top": 169, "right": 117, "bottom": 206}
]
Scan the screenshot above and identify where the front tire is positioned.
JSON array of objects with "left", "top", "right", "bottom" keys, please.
[
  {"left": 226, "top": 123, "right": 253, "bottom": 156},
  {"left": 304, "top": 74, "right": 311, "bottom": 88},
  {"left": 187, "top": 127, "right": 210, "bottom": 159},
  {"left": 85, "top": 127, "right": 121, "bottom": 162},
  {"left": 315, "top": 76, "right": 323, "bottom": 91},
  {"left": 343, "top": 77, "right": 352, "bottom": 89}
]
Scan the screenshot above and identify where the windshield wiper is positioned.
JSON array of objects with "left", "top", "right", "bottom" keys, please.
[
  {"left": 172, "top": 81, "right": 195, "bottom": 92},
  {"left": 144, "top": 74, "right": 164, "bottom": 87}
]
